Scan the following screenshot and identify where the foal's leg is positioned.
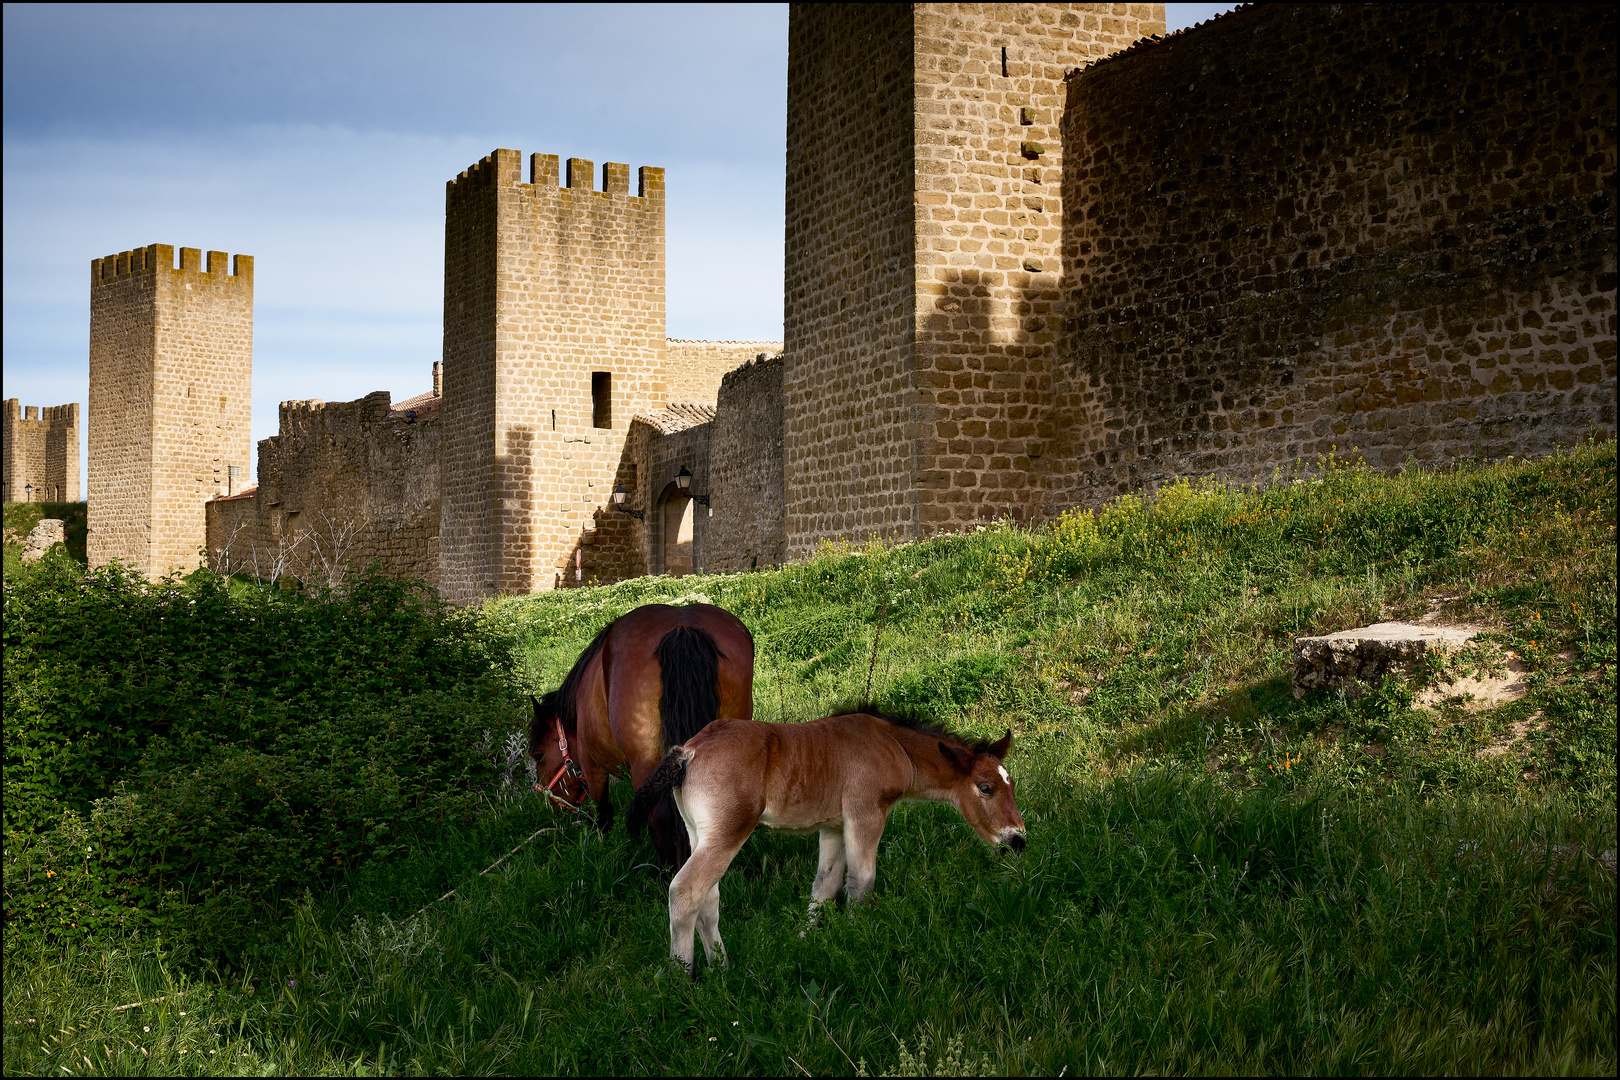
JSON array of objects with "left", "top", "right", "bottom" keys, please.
[
  {"left": 695, "top": 881, "right": 726, "bottom": 968},
  {"left": 841, "top": 810, "right": 889, "bottom": 903},
  {"left": 668, "top": 790, "right": 752, "bottom": 973},
  {"left": 800, "top": 827, "right": 847, "bottom": 936}
]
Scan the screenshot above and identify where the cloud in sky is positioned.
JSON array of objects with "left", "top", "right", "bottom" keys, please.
[{"left": 3, "top": 3, "right": 1233, "bottom": 485}]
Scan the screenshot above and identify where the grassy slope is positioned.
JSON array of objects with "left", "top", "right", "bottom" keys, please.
[{"left": 4, "top": 447, "right": 1615, "bottom": 1076}]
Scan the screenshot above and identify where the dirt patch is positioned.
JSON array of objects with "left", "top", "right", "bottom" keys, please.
[{"left": 1416, "top": 655, "right": 1531, "bottom": 711}]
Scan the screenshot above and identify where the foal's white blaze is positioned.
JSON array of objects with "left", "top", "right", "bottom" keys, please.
[{"left": 997, "top": 765, "right": 1010, "bottom": 784}]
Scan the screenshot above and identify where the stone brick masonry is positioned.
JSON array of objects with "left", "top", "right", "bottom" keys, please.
[
  {"left": 207, "top": 388, "right": 441, "bottom": 586},
  {"left": 1052, "top": 3, "right": 1616, "bottom": 506},
  {"left": 665, "top": 341, "right": 782, "bottom": 405},
  {"left": 89, "top": 245, "right": 252, "bottom": 577},
  {"left": 438, "top": 151, "right": 668, "bottom": 604},
  {"left": 117, "top": 4, "right": 1620, "bottom": 596},
  {"left": 3, "top": 400, "right": 79, "bottom": 503},
  {"left": 783, "top": 3, "right": 1166, "bottom": 559}
]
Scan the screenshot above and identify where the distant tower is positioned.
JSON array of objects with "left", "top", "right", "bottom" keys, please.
[
  {"left": 3, "top": 399, "right": 79, "bottom": 503},
  {"left": 439, "top": 150, "right": 667, "bottom": 602},
  {"left": 88, "top": 245, "right": 253, "bottom": 576},
  {"left": 783, "top": 3, "right": 1165, "bottom": 556}
]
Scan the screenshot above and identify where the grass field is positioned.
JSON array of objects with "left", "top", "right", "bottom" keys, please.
[{"left": 4, "top": 446, "right": 1615, "bottom": 1075}]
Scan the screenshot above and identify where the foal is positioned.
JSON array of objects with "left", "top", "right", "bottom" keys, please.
[{"left": 627, "top": 711, "right": 1025, "bottom": 972}]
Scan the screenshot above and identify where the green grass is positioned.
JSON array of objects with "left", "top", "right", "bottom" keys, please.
[{"left": 5, "top": 445, "right": 1615, "bottom": 1075}]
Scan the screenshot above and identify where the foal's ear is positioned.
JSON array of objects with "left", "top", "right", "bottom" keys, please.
[
  {"left": 938, "top": 741, "right": 973, "bottom": 773},
  {"left": 988, "top": 728, "right": 1013, "bottom": 761},
  {"left": 531, "top": 694, "right": 542, "bottom": 716}
]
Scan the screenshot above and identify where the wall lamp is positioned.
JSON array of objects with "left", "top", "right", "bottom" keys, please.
[
  {"left": 611, "top": 486, "right": 644, "bottom": 520},
  {"left": 676, "top": 465, "right": 710, "bottom": 507}
]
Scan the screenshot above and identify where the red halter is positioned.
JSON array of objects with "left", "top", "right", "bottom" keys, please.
[{"left": 535, "top": 714, "right": 585, "bottom": 813}]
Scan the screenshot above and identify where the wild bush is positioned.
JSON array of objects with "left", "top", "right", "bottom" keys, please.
[{"left": 3, "top": 559, "right": 521, "bottom": 954}]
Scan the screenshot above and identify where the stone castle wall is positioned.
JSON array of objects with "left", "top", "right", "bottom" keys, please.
[
  {"left": 206, "top": 390, "right": 442, "bottom": 586},
  {"left": 782, "top": 3, "right": 1163, "bottom": 559},
  {"left": 88, "top": 245, "right": 252, "bottom": 577},
  {"left": 909, "top": 2, "right": 1163, "bottom": 532},
  {"left": 783, "top": 4, "right": 920, "bottom": 558},
  {"left": 665, "top": 340, "right": 782, "bottom": 404},
  {"left": 439, "top": 151, "right": 667, "bottom": 602},
  {"left": 3, "top": 400, "right": 79, "bottom": 503},
  {"left": 623, "top": 405, "right": 715, "bottom": 579},
  {"left": 708, "top": 354, "right": 785, "bottom": 572},
  {"left": 1051, "top": 3, "right": 1617, "bottom": 507}
]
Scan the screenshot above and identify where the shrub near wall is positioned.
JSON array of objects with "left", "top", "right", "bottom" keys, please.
[{"left": 3, "top": 557, "right": 521, "bottom": 954}]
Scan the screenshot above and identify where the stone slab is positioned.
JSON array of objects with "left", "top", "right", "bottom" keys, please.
[
  {"left": 21, "top": 518, "right": 65, "bottom": 562},
  {"left": 1293, "top": 622, "right": 1477, "bottom": 699}
]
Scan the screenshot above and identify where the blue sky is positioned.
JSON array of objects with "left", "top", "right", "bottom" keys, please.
[{"left": 2, "top": 3, "right": 1236, "bottom": 486}]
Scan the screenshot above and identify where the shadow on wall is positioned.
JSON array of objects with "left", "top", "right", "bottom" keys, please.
[
  {"left": 497, "top": 424, "right": 539, "bottom": 597},
  {"left": 921, "top": 267, "right": 1060, "bottom": 527},
  {"left": 554, "top": 448, "right": 645, "bottom": 590}
]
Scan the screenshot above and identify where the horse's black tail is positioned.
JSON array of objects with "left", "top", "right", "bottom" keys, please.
[
  {"left": 627, "top": 745, "right": 694, "bottom": 839},
  {"left": 655, "top": 626, "right": 724, "bottom": 750}
]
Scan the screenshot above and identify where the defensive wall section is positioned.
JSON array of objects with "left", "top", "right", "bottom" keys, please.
[
  {"left": 101, "top": 3, "right": 1619, "bottom": 598},
  {"left": 555, "top": 351, "right": 785, "bottom": 585},
  {"left": 707, "top": 354, "right": 786, "bottom": 573},
  {"left": 3, "top": 400, "right": 79, "bottom": 503},
  {"left": 784, "top": 4, "right": 920, "bottom": 557},
  {"left": 89, "top": 245, "right": 252, "bottom": 577},
  {"left": 908, "top": 3, "right": 1164, "bottom": 534},
  {"left": 201, "top": 340, "right": 779, "bottom": 592},
  {"left": 624, "top": 404, "right": 716, "bottom": 580},
  {"left": 439, "top": 150, "right": 667, "bottom": 603},
  {"left": 1052, "top": 3, "right": 1617, "bottom": 506},
  {"left": 782, "top": 3, "right": 1166, "bottom": 559},
  {"left": 665, "top": 340, "right": 782, "bottom": 405},
  {"left": 207, "top": 388, "right": 442, "bottom": 586}
]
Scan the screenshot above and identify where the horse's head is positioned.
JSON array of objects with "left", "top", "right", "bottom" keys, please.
[
  {"left": 937, "top": 730, "right": 1025, "bottom": 852},
  {"left": 530, "top": 693, "right": 586, "bottom": 808}
]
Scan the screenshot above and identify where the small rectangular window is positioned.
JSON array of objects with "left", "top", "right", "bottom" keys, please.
[{"left": 591, "top": 372, "right": 612, "bottom": 428}]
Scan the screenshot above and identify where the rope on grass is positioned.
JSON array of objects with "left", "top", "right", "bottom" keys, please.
[
  {"left": 408, "top": 826, "right": 557, "bottom": 921},
  {"left": 111, "top": 993, "right": 184, "bottom": 1012}
]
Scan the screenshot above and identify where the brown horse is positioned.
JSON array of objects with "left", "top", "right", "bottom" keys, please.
[
  {"left": 530, "top": 603, "right": 754, "bottom": 868},
  {"left": 627, "top": 710, "right": 1025, "bottom": 972}
]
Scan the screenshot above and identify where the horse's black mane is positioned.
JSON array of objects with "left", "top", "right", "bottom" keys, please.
[
  {"left": 530, "top": 621, "right": 614, "bottom": 755},
  {"left": 828, "top": 701, "right": 998, "bottom": 756}
]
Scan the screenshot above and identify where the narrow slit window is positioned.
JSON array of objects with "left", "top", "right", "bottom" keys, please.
[
  {"left": 591, "top": 372, "right": 612, "bottom": 428},
  {"left": 1001, "top": 47, "right": 1008, "bottom": 77}
]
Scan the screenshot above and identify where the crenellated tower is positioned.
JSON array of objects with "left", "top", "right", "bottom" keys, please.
[
  {"left": 438, "top": 150, "right": 667, "bottom": 602},
  {"left": 88, "top": 244, "right": 253, "bottom": 576},
  {"left": 3, "top": 400, "right": 80, "bottom": 503}
]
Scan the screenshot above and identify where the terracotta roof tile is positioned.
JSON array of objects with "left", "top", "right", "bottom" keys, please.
[
  {"left": 389, "top": 390, "right": 442, "bottom": 416},
  {"left": 632, "top": 402, "right": 716, "bottom": 434},
  {"left": 208, "top": 484, "right": 258, "bottom": 503}
]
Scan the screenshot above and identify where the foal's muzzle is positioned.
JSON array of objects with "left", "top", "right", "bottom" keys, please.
[{"left": 998, "top": 829, "right": 1027, "bottom": 853}]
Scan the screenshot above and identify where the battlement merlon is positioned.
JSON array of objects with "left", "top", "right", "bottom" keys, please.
[
  {"left": 445, "top": 149, "right": 664, "bottom": 201},
  {"left": 91, "top": 244, "right": 253, "bottom": 285},
  {"left": 5, "top": 400, "right": 82, "bottom": 428}
]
